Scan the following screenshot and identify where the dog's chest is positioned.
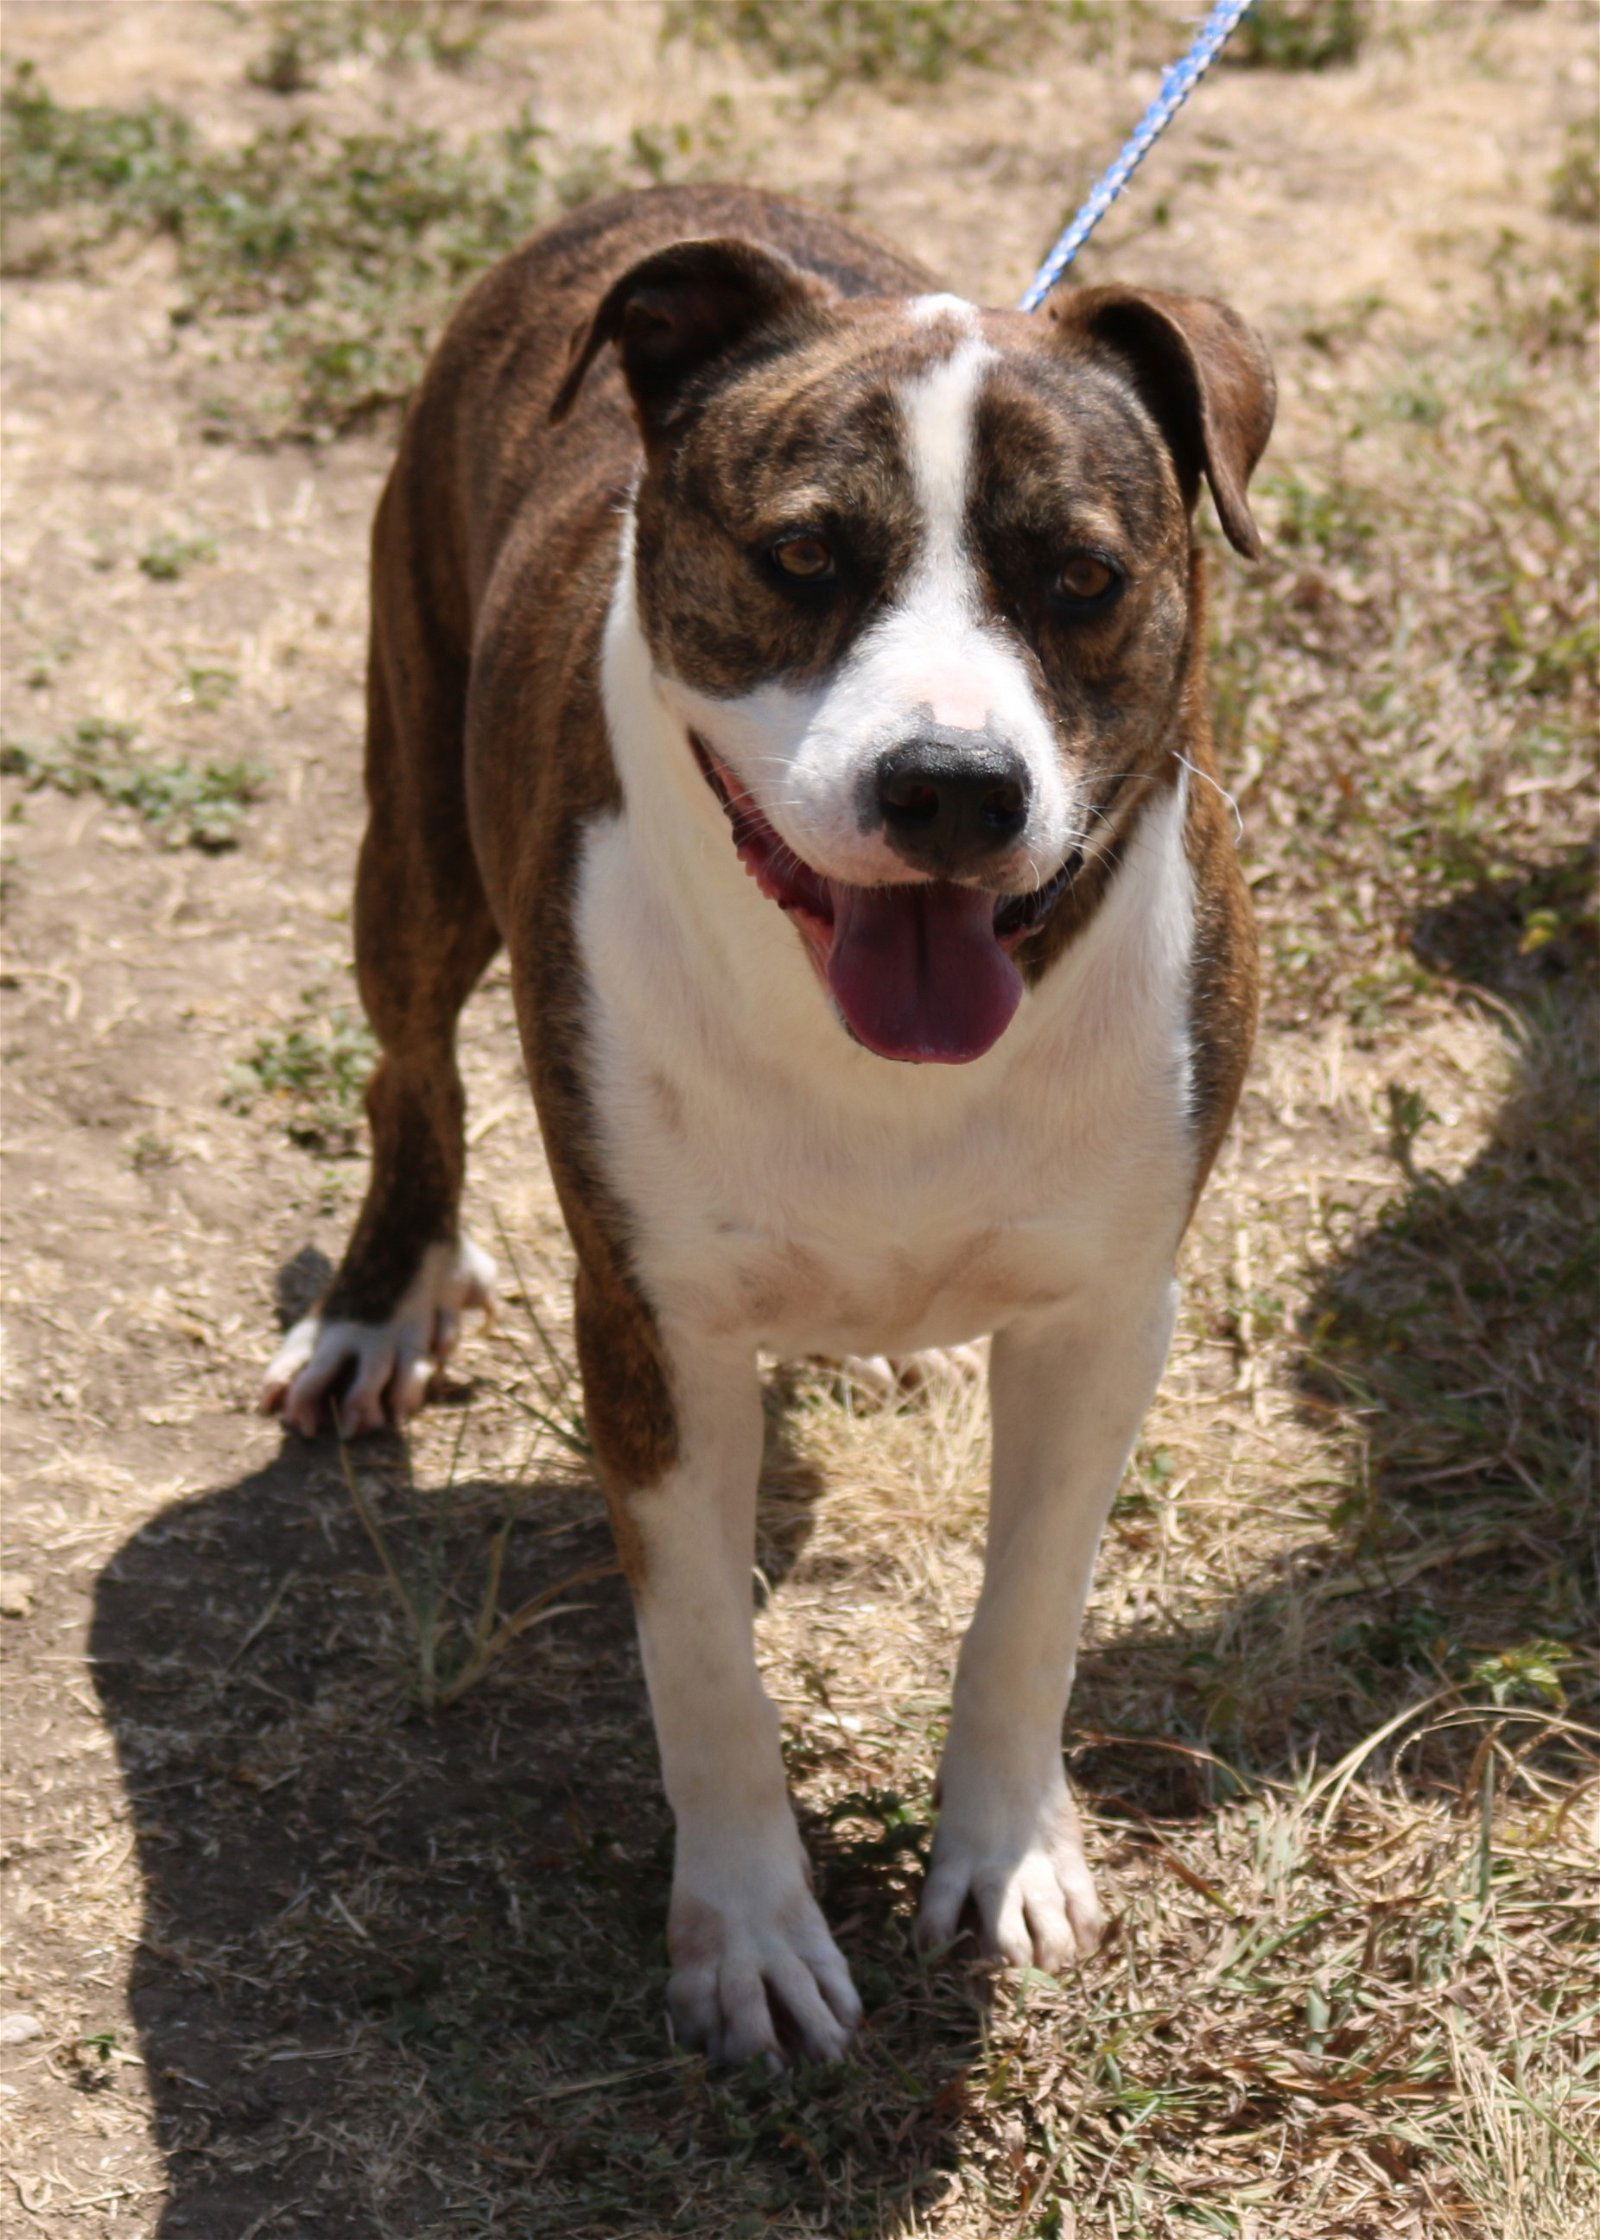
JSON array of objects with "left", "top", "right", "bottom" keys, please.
[
  {"left": 575, "top": 786, "right": 1199, "bottom": 1357},
  {"left": 614, "top": 1097, "right": 1180, "bottom": 1356}
]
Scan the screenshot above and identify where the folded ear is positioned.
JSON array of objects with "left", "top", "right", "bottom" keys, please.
[
  {"left": 550, "top": 236, "right": 830, "bottom": 438},
  {"left": 1048, "top": 285, "right": 1276, "bottom": 558}
]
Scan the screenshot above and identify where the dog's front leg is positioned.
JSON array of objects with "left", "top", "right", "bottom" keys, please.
[
  {"left": 622, "top": 1340, "right": 861, "bottom": 2066},
  {"left": 919, "top": 1279, "right": 1179, "bottom": 1969}
]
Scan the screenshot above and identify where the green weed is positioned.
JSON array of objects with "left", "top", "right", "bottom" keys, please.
[
  {"left": 664, "top": 0, "right": 1114, "bottom": 96},
  {"left": 340, "top": 1441, "right": 612, "bottom": 1713},
  {"left": 1232, "top": 0, "right": 1366, "bottom": 72},
  {"left": 336, "top": 1216, "right": 597, "bottom": 1711},
  {"left": 1383, "top": 1081, "right": 1436, "bottom": 1175},
  {"left": 1385, "top": 375, "right": 1445, "bottom": 428},
  {"left": 1465, "top": 1640, "right": 1573, "bottom": 1710},
  {"left": 67, "top": 2029, "right": 121, "bottom": 2091},
  {"left": 247, "top": 0, "right": 503, "bottom": 92},
  {"left": 20, "top": 631, "right": 78, "bottom": 689},
  {"left": 1296, "top": 287, "right": 1389, "bottom": 357},
  {"left": 225, "top": 998, "right": 377, "bottom": 1154},
  {"left": 1549, "top": 116, "right": 1599, "bottom": 227},
  {"left": 0, "top": 65, "right": 720, "bottom": 438},
  {"left": 340, "top": 1433, "right": 609, "bottom": 1711},
  {"left": 1264, "top": 467, "right": 1377, "bottom": 563},
  {"left": 138, "top": 532, "right": 215, "bottom": 582},
  {"left": 0, "top": 717, "right": 265, "bottom": 850},
  {"left": 1484, "top": 229, "right": 1598, "bottom": 357},
  {"left": 1209, "top": 239, "right": 1596, "bottom": 1034},
  {"left": 177, "top": 664, "right": 238, "bottom": 713},
  {"left": 0, "top": 68, "right": 192, "bottom": 258}
]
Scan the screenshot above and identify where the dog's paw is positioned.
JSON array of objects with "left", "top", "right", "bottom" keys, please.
[
  {"left": 917, "top": 1782, "right": 1103, "bottom": 1973},
  {"left": 667, "top": 1880, "right": 862, "bottom": 2068},
  {"left": 261, "top": 1236, "right": 496, "bottom": 1438}
]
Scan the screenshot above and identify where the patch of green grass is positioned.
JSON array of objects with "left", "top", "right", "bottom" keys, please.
[
  {"left": 128, "top": 1131, "right": 176, "bottom": 1173},
  {"left": 1208, "top": 239, "right": 1596, "bottom": 1032},
  {"left": 1295, "top": 287, "right": 1389, "bottom": 357},
  {"left": 1231, "top": 0, "right": 1366, "bottom": 72},
  {"left": 1, "top": 65, "right": 548, "bottom": 434},
  {"left": 1262, "top": 466, "right": 1378, "bottom": 564},
  {"left": 279, "top": 1207, "right": 598, "bottom": 1711},
  {"left": 1465, "top": 1639, "right": 1574, "bottom": 1711},
  {"left": 246, "top": 0, "right": 504, "bottom": 92},
  {"left": 225, "top": 995, "right": 377, "bottom": 1154},
  {"left": 0, "top": 64, "right": 725, "bottom": 438},
  {"left": 1295, "top": 874, "right": 1600, "bottom": 1726},
  {"left": 542, "top": 106, "right": 739, "bottom": 218},
  {"left": 1492, "top": 600, "right": 1599, "bottom": 700},
  {"left": 341, "top": 1450, "right": 611, "bottom": 1712},
  {"left": 664, "top": 0, "right": 1117, "bottom": 96},
  {"left": 1484, "top": 229, "right": 1598, "bottom": 358},
  {"left": 0, "top": 68, "right": 192, "bottom": 247},
  {"left": 338, "top": 1255, "right": 598, "bottom": 1710},
  {"left": 20, "top": 631, "right": 78, "bottom": 689},
  {"left": 138, "top": 532, "right": 215, "bottom": 582},
  {"left": 0, "top": 717, "right": 265, "bottom": 849},
  {"left": 176, "top": 664, "right": 238, "bottom": 713},
  {"left": 1385, "top": 373, "right": 1445, "bottom": 428},
  {"left": 1549, "top": 116, "right": 1599, "bottom": 227}
]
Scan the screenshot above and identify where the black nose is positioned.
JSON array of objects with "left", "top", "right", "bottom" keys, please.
[{"left": 873, "top": 736, "right": 1031, "bottom": 875}]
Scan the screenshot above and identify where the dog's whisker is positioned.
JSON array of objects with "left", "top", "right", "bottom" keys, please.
[{"left": 1170, "top": 750, "right": 1244, "bottom": 840}]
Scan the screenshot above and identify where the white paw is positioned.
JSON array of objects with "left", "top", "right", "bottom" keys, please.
[
  {"left": 260, "top": 1236, "right": 496, "bottom": 1437},
  {"left": 917, "top": 1781, "right": 1104, "bottom": 1972},
  {"left": 667, "top": 1874, "right": 862, "bottom": 2067}
]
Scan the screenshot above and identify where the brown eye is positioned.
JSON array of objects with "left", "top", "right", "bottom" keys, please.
[
  {"left": 770, "top": 534, "right": 835, "bottom": 581},
  {"left": 1055, "top": 554, "right": 1116, "bottom": 604}
]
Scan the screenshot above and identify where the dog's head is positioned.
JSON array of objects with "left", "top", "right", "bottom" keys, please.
[{"left": 553, "top": 237, "right": 1274, "bottom": 1064}]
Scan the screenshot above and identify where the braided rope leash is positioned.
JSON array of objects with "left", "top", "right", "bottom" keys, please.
[{"left": 1019, "top": 0, "right": 1256, "bottom": 312}]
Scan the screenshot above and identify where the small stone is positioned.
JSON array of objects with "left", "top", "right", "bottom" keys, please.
[
  {"left": 0, "top": 2013, "right": 44, "bottom": 2046},
  {"left": 0, "top": 1573, "right": 36, "bottom": 1619}
]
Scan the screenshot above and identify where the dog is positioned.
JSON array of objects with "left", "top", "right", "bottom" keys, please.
[{"left": 261, "top": 185, "right": 1272, "bottom": 2066}]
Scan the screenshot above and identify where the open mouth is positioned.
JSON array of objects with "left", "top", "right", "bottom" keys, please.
[{"left": 690, "top": 733, "right": 1080, "bottom": 1066}]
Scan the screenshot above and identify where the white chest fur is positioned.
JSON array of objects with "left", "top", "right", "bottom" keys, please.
[{"left": 575, "top": 551, "right": 1200, "bottom": 1359}]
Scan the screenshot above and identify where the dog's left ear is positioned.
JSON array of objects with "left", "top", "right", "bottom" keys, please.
[
  {"left": 550, "top": 236, "right": 829, "bottom": 438},
  {"left": 1049, "top": 285, "right": 1275, "bottom": 558}
]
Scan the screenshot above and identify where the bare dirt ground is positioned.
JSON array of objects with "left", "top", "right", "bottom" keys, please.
[{"left": 2, "top": 4, "right": 1596, "bottom": 2236}]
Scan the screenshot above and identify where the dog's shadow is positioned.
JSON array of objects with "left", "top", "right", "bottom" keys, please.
[
  {"left": 91, "top": 851, "right": 1595, "bottom": 2236},
  {"left": 1072, "top": 845, "right": 1597, "bottom": 1817},
  {"left": 89, "top": 1387, "right": 989, "bottom": 2236}
]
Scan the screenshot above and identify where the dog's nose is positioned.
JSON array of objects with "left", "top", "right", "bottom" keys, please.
[{"left": 873, "top": 737, "right": 1031, "bottom": 875}]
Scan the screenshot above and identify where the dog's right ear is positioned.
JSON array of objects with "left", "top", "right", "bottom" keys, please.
[{"left": 550, "top": 236, "right": 828, "bottom": 438}]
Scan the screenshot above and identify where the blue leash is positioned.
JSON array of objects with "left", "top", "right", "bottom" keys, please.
[{"left": 1020, "top": 0, "right": 1256, "bottom": 311}]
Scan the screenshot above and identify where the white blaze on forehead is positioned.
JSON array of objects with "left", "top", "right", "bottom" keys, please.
[
  {"left": 894, "top": 335, "right": 998, "bottom": 729},
  {"left": 899, "top": 336, "right": 993, "bottom": 564},
  {"left": 908, "top": 291, "right": 981, "bottom": 329}
]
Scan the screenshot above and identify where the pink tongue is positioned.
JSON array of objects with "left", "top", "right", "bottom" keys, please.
[{"left": 825, "top": 880, "right": 1023, "bottom": 1063}]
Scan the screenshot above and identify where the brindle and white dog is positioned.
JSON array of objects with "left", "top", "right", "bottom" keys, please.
[{"left": 262, "top": 186, "right": 1272, "bottom": 2066}]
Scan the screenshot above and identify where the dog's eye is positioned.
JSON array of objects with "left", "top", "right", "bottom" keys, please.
[
  {"left": 1054, "top": 554, "right": 1117, "bottom": 605},
  {"left": 770, "top": 534, "right": 835, "bottom": 582}
]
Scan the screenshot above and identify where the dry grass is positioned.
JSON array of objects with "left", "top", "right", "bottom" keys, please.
[{"left": 1, "top": 3, "right": 1596, "bottom": 2236}]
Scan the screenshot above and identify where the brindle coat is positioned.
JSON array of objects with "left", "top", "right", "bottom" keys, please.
[
  {"left": 264, "top": 183, "right": 1274, "bottom": 2064},
  {"left": 307, "top": 186, "right": 1264, "bottom": 1557}
]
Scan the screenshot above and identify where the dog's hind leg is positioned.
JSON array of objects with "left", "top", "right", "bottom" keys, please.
[{"left": 263, "top": 512, "right": 501, "bottom": 1436}]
